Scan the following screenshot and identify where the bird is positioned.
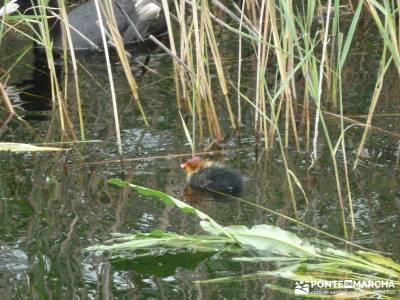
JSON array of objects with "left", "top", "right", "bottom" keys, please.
[
  {"left": 0, "top": 0, "right": 19, "bottom": 16},
  {"left": 0, "top": 0, "right": 167, "bottom": 50},
  {"left": 181, "top": 156, "right": 243, "bottom": 194}
]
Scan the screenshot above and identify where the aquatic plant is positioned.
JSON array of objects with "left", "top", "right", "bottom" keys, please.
[{"left": 86, "top": 179, "right": 400, "bottom": 298}]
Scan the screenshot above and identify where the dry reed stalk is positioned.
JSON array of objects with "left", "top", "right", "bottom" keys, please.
[
  {"left": 33, "top": 1, "right": 67, "bottom": 133},
  {"left": 267, "top": 0, "right": 299, "bottom": 150},
  {"left": 255, "top": 0, "right": 269, "bottom": 148},
  {"left": 195, "top": 0, "right": 223, "bottom": 140},
  {"left": 314, "top": 0, "right": 348, "bottom": 237},
  {"left": 104, "top": 1, "right": 148, "bottom": 126},
  {"left": 203, "top": 1, "right": 236, "bottom": 129},
  {"left": 354, "top": 47, "right": 391, "bottom": 169},
  {"left": 93, "top": 0, "right": 122, "bottom": 154},
  {"left": 236, "top": 0, "right": 246, "bottom": 127},
  {"left": 174, "top": 0, "right": 191, "bottom": 108},
  {"left": 56, "top": 1, "right": 85, "bottom": 139},
  {"left": 0, "top": 81, "right": 15, "bottom": 113},
  {"left": 161, "top": 0, "right": 183, "bottom": 108},
  {"left": 191, "top": 0, "right": 205, "bottom": 141}
]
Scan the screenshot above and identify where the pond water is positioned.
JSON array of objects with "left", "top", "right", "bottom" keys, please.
[{"left": 1, "top": 12, "right": 400, "bottom": 299}]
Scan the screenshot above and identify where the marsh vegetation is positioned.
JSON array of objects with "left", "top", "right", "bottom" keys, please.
[{"left": 0, "top": 0, "right": 399, "bottom": 298}]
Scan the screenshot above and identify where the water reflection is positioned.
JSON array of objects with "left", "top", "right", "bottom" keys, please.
[{"left": 15, "top": 48, "right": 57, "bottom": 113}]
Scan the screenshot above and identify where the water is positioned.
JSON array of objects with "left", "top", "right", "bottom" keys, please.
[{"left": 1, "top": 15, "right": 399, "bottom": 299}]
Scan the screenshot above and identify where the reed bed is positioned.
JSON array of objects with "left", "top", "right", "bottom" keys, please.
[
  {"left": 160, "top": 0, "right": 400, "bottom": 234},
  {"left": 1, "top": 0, "right": 400, "bottom": 234}
]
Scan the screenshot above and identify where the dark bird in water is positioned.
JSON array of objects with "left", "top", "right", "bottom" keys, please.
[
  {"left": 0, "top": 0, "right": 167, "bottom": 50},
  {"left": 181, "top": 156, "right": 243, "bottom": 194}
]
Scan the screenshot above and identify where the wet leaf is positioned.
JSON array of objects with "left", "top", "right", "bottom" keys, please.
[
  {"left": 357, "top": 251, "right": 400, "bottom": 273},
  {"left": 86, "top": 232, "right": 234, "bottom": 254},
  {"left": 225, "top": 225, "right": 319, "bottom": 257}
]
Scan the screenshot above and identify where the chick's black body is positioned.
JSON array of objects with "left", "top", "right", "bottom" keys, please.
[{"left": 188, "top": 165, "right": 243, "bottom": 194}]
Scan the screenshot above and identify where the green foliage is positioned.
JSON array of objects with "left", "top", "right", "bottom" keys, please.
[
  {"left": 87, "top": 231, "right": 237, "bottom": 255},
  {"left": 224, "top": 224, "right": 318, "bottom": 257},
  {"left": 107, "top": 178, "right": 235, "bottom": 239},
  {"left": 85, "top": 180, "right": 400, "bottom": 297}
]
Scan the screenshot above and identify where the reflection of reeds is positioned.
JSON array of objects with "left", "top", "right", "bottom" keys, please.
[{"left": 92, "top": 0, "right": 123, "bottom": 154}]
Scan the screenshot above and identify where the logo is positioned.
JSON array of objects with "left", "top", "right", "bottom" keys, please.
[
  {"left": 344, "top": 280, "right": 353, "bottom": 289},
  {"left": 294, "top": 280, "right": 396, "bottom": 296},
  {"left": 295, "top": 281, "right": 310, "bottom": 295}
]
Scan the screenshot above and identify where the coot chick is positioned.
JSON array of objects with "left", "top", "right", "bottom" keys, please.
[{"left": 181, "top": 156, "right": 243, "bottom": 194}]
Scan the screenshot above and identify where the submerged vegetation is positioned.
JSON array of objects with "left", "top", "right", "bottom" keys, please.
[{"left": 1, "top": 0, "right": 400, "bottom": 298}]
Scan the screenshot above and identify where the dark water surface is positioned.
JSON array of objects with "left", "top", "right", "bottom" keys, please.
[{"left": 1, "top": 18, "right": 400, "bottom": 299}]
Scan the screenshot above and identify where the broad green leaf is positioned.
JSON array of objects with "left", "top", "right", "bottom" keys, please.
[
  {"left": 225, "top": 225, "right": 319, "bottom": 257},
  {"left": 86, "top": 232, "right": 235, "bottom": 253}
]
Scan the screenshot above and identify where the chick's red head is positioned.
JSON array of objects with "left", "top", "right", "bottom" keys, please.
[{"left": 180, "top": 156, "right": 203, "bottom": 173}]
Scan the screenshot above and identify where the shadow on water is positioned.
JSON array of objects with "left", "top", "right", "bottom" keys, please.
[
  {"left": 0, "top": 13, "right": 399, "bottom": 300},
  {"left": 13, "top": 48, "right": 57, "bottom": 114}
]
